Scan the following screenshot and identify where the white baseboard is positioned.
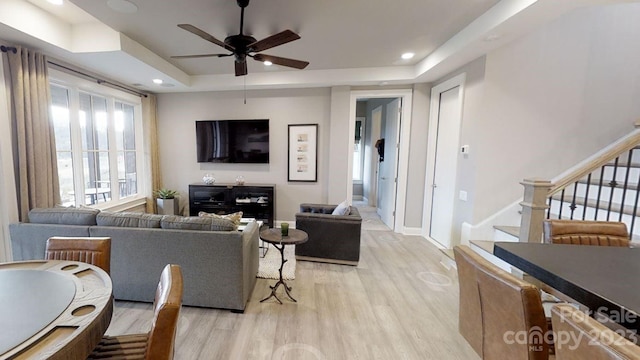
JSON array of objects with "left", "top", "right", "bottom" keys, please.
[
  {"left": 403, "top": 227, "right": 422, "bottom": 236},
  {"left": 459, "top": 200, "right": 522, "bottom": 245},
  {"left": 440, "top": 253, "right": 456, "bottom": 270},
  {"left": 423, "top": 235, "right": 446, "bottom": 251}
]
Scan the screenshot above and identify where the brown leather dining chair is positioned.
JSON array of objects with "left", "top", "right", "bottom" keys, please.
[
  {"left": 454, "top": 245, "right": 550, "bottom": 360},
  {"left": 45, "top": 236, "right": 111, "bottom": 274},
  {"left": 551, "top": 304, "right": 640, "bottom": 360},
  {"left": 88, "top": 264, "right": 183, "bottom": 360},
  {"left": 543, "top": 219, "right": 630, "bottom": 247},
  {"left": 453, "top": 245, "right": 484, "bottom": 356}
]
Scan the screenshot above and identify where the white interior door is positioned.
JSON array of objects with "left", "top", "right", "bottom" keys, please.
[
  {"left": 429, "top": 86, "right": 462, "bottom": 248},
  {"left": 369, "top": 106, "right": 382, "bottom": 207},
  {"left": 378, "top": 98, "right": 401, "bottom": 229}
]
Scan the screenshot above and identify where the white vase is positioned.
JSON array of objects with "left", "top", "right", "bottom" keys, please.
[{"left": 203, "top": 173, "right": 215, "bottom": 184}]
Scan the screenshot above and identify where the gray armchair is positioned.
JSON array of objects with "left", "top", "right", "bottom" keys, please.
[{"left": 294, "top": 203, "right": 362, "bottom": 265}]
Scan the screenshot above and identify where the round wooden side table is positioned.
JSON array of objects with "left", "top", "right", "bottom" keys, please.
[{"left": 259, "top": 228, "right": 308, "bottom": 304}]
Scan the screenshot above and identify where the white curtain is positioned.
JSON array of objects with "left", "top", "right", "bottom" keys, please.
[
  {"left": 142, "top": 94, "right": 161, "bottom": 214},
  {"left": 6, "top": 47, "right": 60, "bottom": 221},
  {"left": 0, "top": 54, "right": 19, "bottom": 261}
]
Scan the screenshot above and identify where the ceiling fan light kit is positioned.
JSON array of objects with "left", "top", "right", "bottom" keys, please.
[{"left": 173, "top": 0, "right": 309, "bottom": 76}]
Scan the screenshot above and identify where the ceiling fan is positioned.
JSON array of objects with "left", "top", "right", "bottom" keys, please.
[{"left": 172, "top": 0, "right": 309, "bottom": 76}]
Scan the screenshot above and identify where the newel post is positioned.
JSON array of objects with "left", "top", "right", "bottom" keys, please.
[{"left": 519, "top": 178, "right": 552, "bottom": 243}]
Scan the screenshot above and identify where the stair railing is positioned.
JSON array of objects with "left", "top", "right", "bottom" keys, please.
[{"left": 520, "top": 130, "right": 640, "bottom": 242}]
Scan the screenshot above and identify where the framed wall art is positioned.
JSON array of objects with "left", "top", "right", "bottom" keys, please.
[{"left": 288, "top": 124, "right": 318, "bottom": 182}]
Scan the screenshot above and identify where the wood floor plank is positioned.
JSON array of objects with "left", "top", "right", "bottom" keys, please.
[{"left": 105, "top": 205, "right": 480, "bottom": 359}]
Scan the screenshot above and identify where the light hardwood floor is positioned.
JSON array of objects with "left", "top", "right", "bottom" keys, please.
[{"left": 106, "top": 206, "right": 480, "bottom": 359}]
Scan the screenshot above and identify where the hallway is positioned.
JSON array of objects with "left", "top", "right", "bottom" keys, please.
[{"left": 353, "top": 200, "right": 391, "bottom": 231}]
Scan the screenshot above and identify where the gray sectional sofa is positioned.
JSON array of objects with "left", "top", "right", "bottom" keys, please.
[{"left": 9, "top": 207, "right": 259, "bottom": 311}]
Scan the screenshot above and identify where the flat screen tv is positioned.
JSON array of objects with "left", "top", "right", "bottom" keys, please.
[{"left": 196, "top": 119, "right": 269, "bottom": 163}]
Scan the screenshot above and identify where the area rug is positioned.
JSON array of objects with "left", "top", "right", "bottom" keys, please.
[{"left": 257, "top": 244, "right": 296, "bottom": 280}]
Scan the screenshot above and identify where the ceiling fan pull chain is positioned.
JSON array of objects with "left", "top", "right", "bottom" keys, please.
[{"left": 244, "top": 76, "right": 247, "bottom": 105}]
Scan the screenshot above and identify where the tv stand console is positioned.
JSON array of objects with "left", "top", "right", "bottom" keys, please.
[{"left": 189, "top": 183, "right": 275, "bottom": 228}]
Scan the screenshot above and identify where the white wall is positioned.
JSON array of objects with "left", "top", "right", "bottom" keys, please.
[
  {"left": 427, "top": 2, "right": 640, "bottom": 245},
  {"left": 472, "top": 3, "right": 640, "bottom": 223},
  {"left": 157, "top": 88, "right": 331, "bottom": 222}
]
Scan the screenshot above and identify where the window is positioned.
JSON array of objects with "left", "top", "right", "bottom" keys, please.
[{"left": 50, "top": 70, "right": 143, "bottom": 207}]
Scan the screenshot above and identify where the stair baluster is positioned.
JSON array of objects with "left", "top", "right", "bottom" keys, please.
[{"left": 542, "top": 147, "right": 640, "bottom": 241}]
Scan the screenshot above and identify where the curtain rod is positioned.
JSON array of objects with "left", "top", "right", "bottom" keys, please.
[
  {"left": 0, "top": 45, "right": 17, "bottom": 54},
  {"left": 2, "top": 44, "right": 148, "bottom": 98},
  {"left": 47, "top": 61, "right": 148, "bottom": 98}
]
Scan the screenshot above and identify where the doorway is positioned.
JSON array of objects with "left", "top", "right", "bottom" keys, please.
[
  {"left": 377, "top": 98, "right": 401, "bottom": 229},
  {"left": 422, "top": 73, "right": 465, "bottom": 249},
  {"left": 368, "top": 107, "right": 382, "bottom": 207},
  {"left": 348, "top": 90, "right": 413, "bottom": 233}
]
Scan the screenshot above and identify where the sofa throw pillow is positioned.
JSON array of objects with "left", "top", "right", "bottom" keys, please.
[
  {"left": 161, "top": 215, "right": 235, "bottom": 231},
  {"left": 332, "top": 200, "right": 351, "bottom": 216},
  {"left": 198, "top": 211, "right": 243, "bottom": 227},
  {"left": 96, "top": 212, "right": 163, "bottom": 228},
  {"left": 28, "top": 207, "right": 100, "bottom": 225},
  {"left": 138, "top": 213, "right": 164, "bottom": 228},
  {"left": 97, "top": 211, "right": 140, "bottom": 227}
]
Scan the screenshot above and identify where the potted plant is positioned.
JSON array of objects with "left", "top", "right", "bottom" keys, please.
[{"left": 155, "top": 188, "right": 179, "bottom": 215}]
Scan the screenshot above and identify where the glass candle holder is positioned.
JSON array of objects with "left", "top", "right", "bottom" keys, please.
[{"left": 280, "top": 222, "right": 289, "bottom": 236}]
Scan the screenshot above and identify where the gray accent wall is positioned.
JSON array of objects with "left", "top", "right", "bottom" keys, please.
[
  {"left": 157, "top": 86, "right": 428, "bottom": 229},
  {"left": 404, "top": 83, "right": 430, "bottom": 228},
  {"left": 157, "top": 88, "right": 331, "bottom": 222},
  {"left": 328, "top": 86, "right": 352, "bottom": 204}
]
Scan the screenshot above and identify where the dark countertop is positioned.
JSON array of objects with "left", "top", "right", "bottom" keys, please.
[{"left": 493, "top": 242, "right": 640, "bottom": 331}]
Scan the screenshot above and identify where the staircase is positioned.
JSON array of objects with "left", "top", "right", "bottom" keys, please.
[
  {"left": 547, "top": 150, "right": 640, "bottom": 240},
  {"left": 495, "top": 130, "right": 640, "bottom": 243}
]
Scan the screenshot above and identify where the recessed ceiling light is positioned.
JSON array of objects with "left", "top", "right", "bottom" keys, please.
[
  {"left": 107, "top": 0, "right": 138, "bottom": 13},
  {"left": 47, "top": 0, "right": 64, "bottom": 5},
  {"left": 401, "top": 52, "right": 415, "bottom": 60},
  {"left": 263, "top": 61, "right": 273, "bottom": 66},
  {"left": 152, "top": 79, "right": 163, "bottom": 85}
]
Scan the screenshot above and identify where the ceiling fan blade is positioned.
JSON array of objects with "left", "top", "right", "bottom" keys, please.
[
  {"left": 171, "top": 53, "right": 232, "bottom": 59},
  {"left": 249, "top": 30, "right": 300, "bottom": 53},
  {"left": 235, "top": 61, "right": 248, "bottom": 76},
  {"left": 177, "top": 24, "right": 235, "bottom": 52},
  {"left": 253, "top": 54, "right": 309, "bottom": 69}
]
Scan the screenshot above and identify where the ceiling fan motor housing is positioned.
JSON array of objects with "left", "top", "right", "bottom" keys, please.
[{"left": 225, "top": 34, "right": 257, "bottom": 62}]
